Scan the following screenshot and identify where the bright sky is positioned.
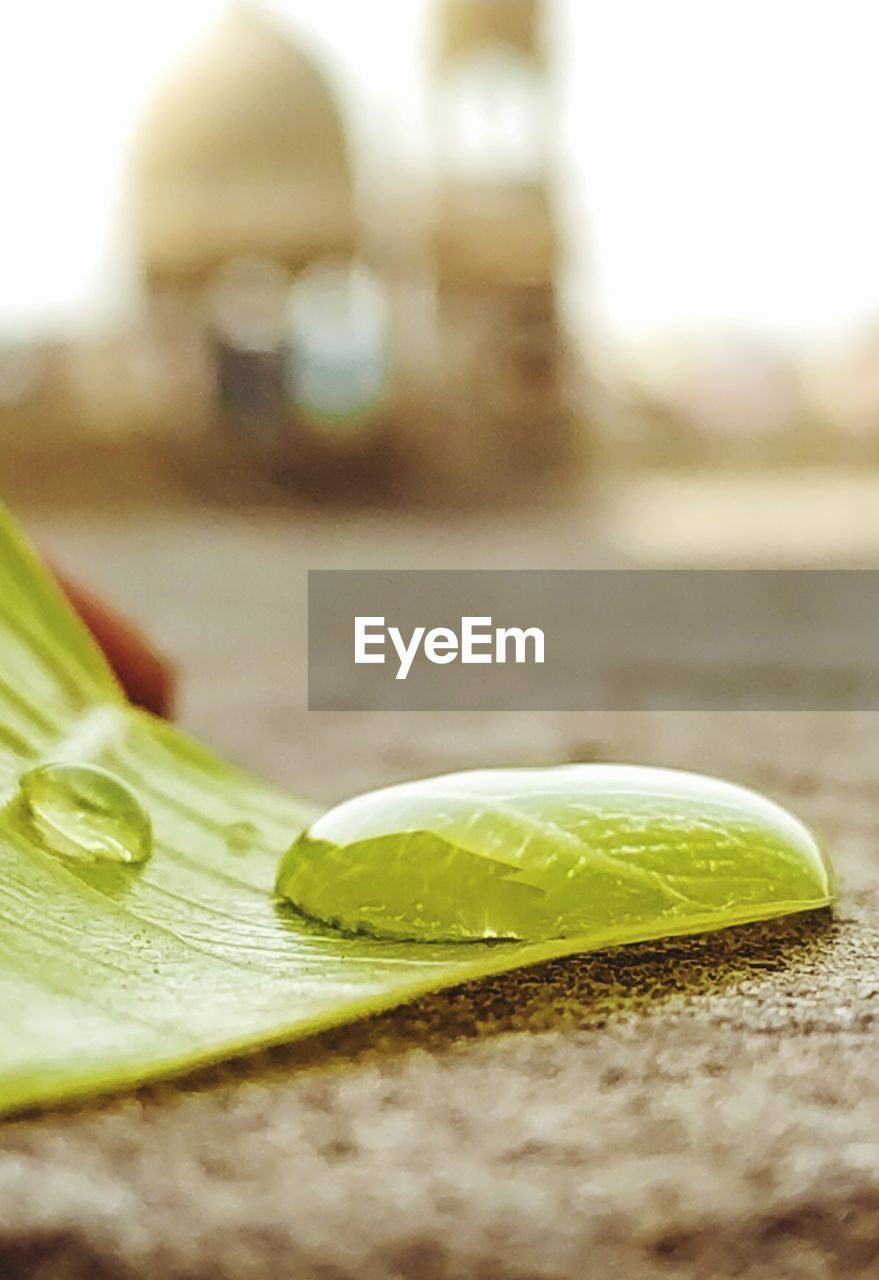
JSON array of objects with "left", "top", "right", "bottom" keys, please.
[{"left": 1, "top": 0, "right": 878, "bottom": 346}]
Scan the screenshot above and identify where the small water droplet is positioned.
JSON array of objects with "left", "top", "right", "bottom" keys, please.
[
  {"left": 224, "top": 820, "right": 258, "bottom": 854},
  {"left": 20, "top": 763, "right": 152, "bottom": 865}
]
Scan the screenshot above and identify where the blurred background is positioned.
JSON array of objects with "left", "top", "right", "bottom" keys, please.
[
  {"left": 5, "top": 0, "right": 879, "bottom": 523},
  {"left": 6, "top": 0, "right": 879, "bottom": 770}
]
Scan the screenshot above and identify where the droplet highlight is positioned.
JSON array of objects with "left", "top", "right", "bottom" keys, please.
[{"left": 20, "top": 763, "right": 153, "bottom": 866}]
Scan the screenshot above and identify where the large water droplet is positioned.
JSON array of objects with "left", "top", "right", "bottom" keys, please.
[
  {"left": 20, "top": 763, "right": 152, "bottom": 865},
  {"left": 275, "top": 764, "right": 833, "bottom": 944}
]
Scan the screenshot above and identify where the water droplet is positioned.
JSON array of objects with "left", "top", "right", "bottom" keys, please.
[
  {"left": 275, "top": 764, "right": 833, "bottom": 944},
  {"left": 20, "top": 763, "right": 152, "bottom": 865},
  {"left": 224, "top": 820, "right": 258, "bottom": 854}
]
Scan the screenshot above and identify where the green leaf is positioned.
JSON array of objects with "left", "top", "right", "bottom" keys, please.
[{"left": 0, "top": 504, "right": 833, "bottom": 1116}]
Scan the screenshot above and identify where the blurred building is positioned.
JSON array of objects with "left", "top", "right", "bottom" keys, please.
[
  {"left": 0, "top": 0, "right": 588, "bottom": 508},
  {"left": 129, "top": 0, "right": 582, "bottom": 503},
  {"left": 133, "top": 3, "right": 395, "bottom": 498},
  {"left": 425, "top": 0, "right": 581, "bottom": 500}
]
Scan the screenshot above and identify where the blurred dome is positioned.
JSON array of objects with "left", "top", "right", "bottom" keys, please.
[
  {"left": 134, "top": 4, "right": 355, "bottom": 287},
  {"left": 436, "top": 0, "right": 544, "bottom": 66}
]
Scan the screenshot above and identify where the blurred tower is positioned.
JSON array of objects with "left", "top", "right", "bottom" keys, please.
[
  {"left": 132, "top": 4, "right": 391, "bottom": 496},
  {"left": 426, "top": 0, "right": 580, "bottom": 501}
]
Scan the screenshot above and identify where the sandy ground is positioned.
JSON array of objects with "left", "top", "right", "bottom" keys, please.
[{"left": 1, "top": 498, "right": 878, "bottom": 1279}]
